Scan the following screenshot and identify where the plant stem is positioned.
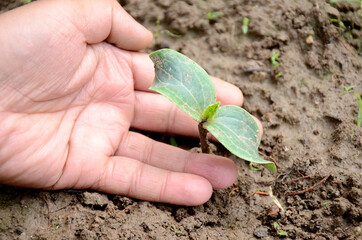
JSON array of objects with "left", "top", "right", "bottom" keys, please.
[{"left": 198, "top": 122, "right": 210, "bottom": 153}]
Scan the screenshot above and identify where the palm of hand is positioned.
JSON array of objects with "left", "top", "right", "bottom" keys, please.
[
  {"left": 0, "top": 0, "right": 243, "bottom": 205},
  {"left": 1, "top": 24, "right": 137, "bottom": 190}
]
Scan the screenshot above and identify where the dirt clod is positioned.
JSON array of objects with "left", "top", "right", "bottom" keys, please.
[{"left": 254, "top": 226, "right": 269, "bottom": 238}]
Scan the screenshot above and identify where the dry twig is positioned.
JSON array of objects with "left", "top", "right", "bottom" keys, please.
[
  {"left": 289, "top": 175, "right": 312, "bottom": 184},
  {"left": 42, "top": 194, "right": 51, "bottom": 227},
  {"left": 286, "top": 174, "right": 331, "bottom": 196},
  {"left": 252, "top": 191, "right": 270, "bottom": 196}
]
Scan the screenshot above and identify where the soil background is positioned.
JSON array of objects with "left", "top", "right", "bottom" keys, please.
[{"left": 0, "top": 0, "right": 361, "bottom": 239}]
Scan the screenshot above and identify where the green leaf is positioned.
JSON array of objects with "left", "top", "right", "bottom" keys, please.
[
  {"left": 271, "top": 50, "right": 280, "bottom": 67},
  {"left": 161, "top": 30, "right": 182, "bottom": 38},
  {"left": 273, "top": 222, "right": 279, "bottom": 229},
  {"left": 170, "top": 136, "right": 178, "bottom": 147},
  {"left": 340, "top": 85, "right": 356, "bottom": 96},
  {"left": 202, "top": 102, "right": 220, "bottom": 122},
  {"left": 277, "top": 230, "right": 287, "bottom": 236},
  {"left": 207, "top": 12, "right": 223, "bottom": 20},
  {"left": 321, "top": 201, "right": 332, "bottom": 208},
  {"left": 149, "top": 49, "right": 216, "bottom": 122},
  {"left": 204, "top": 105, "right": 276, "bottom": 173},
  {"left": 249, "top": 162, "right": 261, "bottom": 171},
  {"left": 242, "top": 17, "right": 249, "bottom": 34},
  {"left": 354, "top": 92, "right": 362, "bottom": 127}
]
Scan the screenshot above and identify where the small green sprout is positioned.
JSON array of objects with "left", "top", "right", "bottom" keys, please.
[
  {"left": 278, "top": 229, "right": 288, "bottom": 236},
  {"left": 172, "top": 225, "right": 183, "bottom": 235},
  {"left": 149, "top": 49, "right": 276, "bottom": 173},
  {"left": 351, "top": 129, "right": 355, "bottom": 140},
  {"left": 275, "top": 72, "right": 283, "bottom": 78},
  {"left": 154, "top": 17, "right": 182, "bottom": 44},
  {"left": 354, "top": 92, "right": 362, "bottom": 127},
  {"left": 161, "top": 30, "right": 181, "bottom": 38},
  {"left": 321, "top": 201, "right": 332, "bottom": 208},
  {"left": 270, "top": 50, "right": 280, "bottom": 67},
  {"left": 23, "top": 0, "right": 32, "bottom": 3},
  {"left": 207, "top": 12, "right": 223, "bottom": 20},
  {"left": 340, "top": 85, "right": 356, "bottom": 96},
  {"left": 330, "top": 18, "right": 347, "bottom": 29},
  {"left": 242, "top": 17, "right": 249, "bottom": 34},
  {"left": 340, "top": 85, "right": 362, "bottom": 127},
  {"left": 273, "top": 222, "right": 287, "bottom": 236},
  {"left": 170, "top": 136, "right": 178, "bottom": 147}
]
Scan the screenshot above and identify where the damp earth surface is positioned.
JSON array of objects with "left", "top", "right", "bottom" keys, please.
[{"left": 1, "top": 0, "right": 361, "bottom": 239}]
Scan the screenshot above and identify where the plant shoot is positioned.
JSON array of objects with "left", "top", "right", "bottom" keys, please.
[
  {"left": 149, "top": 49, "right": 276, "bottom": 173},
  {"left": 242, "top": 17, "right": 249, "bottom": 34}
]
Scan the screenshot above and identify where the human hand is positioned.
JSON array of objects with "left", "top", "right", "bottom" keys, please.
[{"left": 0, "top": 0, "right": 261, "bottom": 205}]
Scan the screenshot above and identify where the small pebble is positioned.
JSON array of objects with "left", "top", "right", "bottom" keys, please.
[{"left": 306, "top": 35, "right": 314, "bottom": 45}]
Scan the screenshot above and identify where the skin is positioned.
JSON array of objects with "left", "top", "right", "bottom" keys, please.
[{"left": 0, "top": 0, "right": 263, "bottom": 206}]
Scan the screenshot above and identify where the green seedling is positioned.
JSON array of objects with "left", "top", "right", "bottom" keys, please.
[
  {"left": 149, "top": 49, "right": 276, "bottom": 173},
  {"left": 340, "top": 85, "right": 362, "bottom": 127},
  {"left": 351, "top": 128, "right": 355, "bottom": 140},
  {"left": 330, "top": 18, "right": 347, "bottom": 29},
  {"left": 207, "top": 12, "right": 223, "bottom": 20},
  {"left": 23, "top": 0, "right": 32, "bottom": 3},
  {"left": 321, "top": 201, "right": 332, "bottom": 208},
  {"left": 270, "top": 50, "right": 280, "bottom": 67},
  {"left": 170, "top": 136, "right": 178, "bottom": 147},
  {"left": 242, "top": 17, "right": 249, "bottom": 34},
  {"left": 340, "top": 85, "right": 356, "bottom": 96},
  {"left": 275, "top": 72, "right": 283, "bottom": 79},
  {"left": 273, "top": 222, "right": 287, "bottom": 236},
  {"left": 355, "top": 92, "right": 362, "bottom": 127},
  {"left": 161, "top": 30, "right": 181, "bottom": 38},
  {"left": 172, "top": 225, "right": 183, "bottom": 235},
  {"left": 154, "top": 17, "right": 182, "bottom": 44}
]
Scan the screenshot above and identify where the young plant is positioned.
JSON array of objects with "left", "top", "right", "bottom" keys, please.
[
  {"left": 149, "top": 49, "right": 276, "bottom": 173},
  {"left": 207, "top": 12, "right": 223, "bottom": 21},
  {"left": 242, "top": 17, "right": 249, "bottom": 35},
  {"left": 273, "top": 222, "right": 287, "bottom": 236},
  {"left": 321, "top": 201, "right": 332, "bottom": 208},
  {"left": 154, "top": 17, "right": 181, "bottom": 44},
  {"left": 340, "top": 85, "right": 362, "bottom": 127},
  {"left": 275, "top": 72, "right": 283, "bottom": 79},
  {"left": 270, "top": 50, "right": 280, "bottom": 67}
]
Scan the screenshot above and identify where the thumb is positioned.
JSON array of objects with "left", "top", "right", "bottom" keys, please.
[
  {"left": 73, "top": 0, "right": 153, "bottom": 50},
  {"left": 15, "top": 0, "right": 153, "bottom": 50},
  {"left": 68, "top": 0, "right": 153, "bottom": 50}
]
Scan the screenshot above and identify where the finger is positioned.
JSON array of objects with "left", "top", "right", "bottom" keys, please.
[
  {"left": 132, "top": 91, "right": 199, "bottom": 137},
  {"left": 13, "top": 0, "right": 153, "bottom": 50},
  {"left": 94, "top": 156, "right": 213, "bottom": 206},
  {"left": 70, "top": 0, "right": 153, "bottom": 50},
  {"left": 116, "top": 131, "right": 238, "bottom": 190},
  {"left": 129, "top": 52, "right": 244, "bottom": 105},
  {"left": 131, "top": 91, "right": 263, "bottom": 137},
  {"left": 212, "top": 76, "right": 244, "bottom": 106}
]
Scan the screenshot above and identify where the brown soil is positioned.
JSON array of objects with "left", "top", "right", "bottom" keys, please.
[{"left": 1, "top": 0, "right": 361, "bottom": 239}]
